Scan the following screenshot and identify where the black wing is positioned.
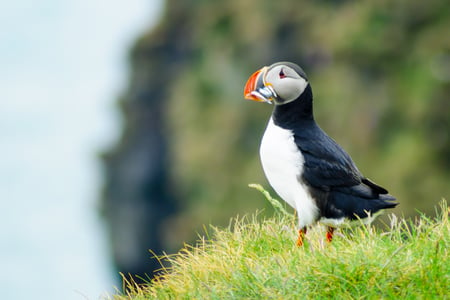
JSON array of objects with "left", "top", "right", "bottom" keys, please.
[
  {"left": 294, "top": 124, "right": 362, "bottom": 189},
  {"left": 294, "top": 124, "right": 397, "bottom": 219}
]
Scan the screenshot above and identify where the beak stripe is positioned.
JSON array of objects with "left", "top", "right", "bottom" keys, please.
[{"left": 244, "top": 69, "right": 263, "bottom": 100}]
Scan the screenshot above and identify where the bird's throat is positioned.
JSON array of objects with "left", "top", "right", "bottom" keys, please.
[{"left": 272, "top": 85, "right": 314, "bottom": 129}]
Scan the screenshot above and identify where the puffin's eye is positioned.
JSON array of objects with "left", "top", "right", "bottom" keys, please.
[{"left": 279, "top": 69, "right": 286, "bottom": 79}]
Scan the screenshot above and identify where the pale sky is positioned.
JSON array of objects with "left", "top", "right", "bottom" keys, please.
[{"left": 0, "top": 0, "right": 163, "bottom": 299}]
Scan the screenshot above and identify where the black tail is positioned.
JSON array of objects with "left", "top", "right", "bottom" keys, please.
[
  {"left": 309, "top": 177, "right": 398, "bottom": 221},
  {"left": 329, "top": 191, "right": 398, "bottom": 220}
]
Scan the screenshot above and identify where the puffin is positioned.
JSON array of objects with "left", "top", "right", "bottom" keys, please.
[{"left": 244, "top": 62, "right": 398, "bottom": 246}]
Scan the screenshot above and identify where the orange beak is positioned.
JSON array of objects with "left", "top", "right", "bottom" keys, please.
[
  {"left": 244, "top": 68, "right": 264, "bottom": 101},
  {"left": 244, "top": 66, "right": 273, "bottom": 103}
]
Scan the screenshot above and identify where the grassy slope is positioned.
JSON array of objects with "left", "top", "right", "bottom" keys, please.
[{"left": 116, "top": 186, "right": 449, "bottom": 299}]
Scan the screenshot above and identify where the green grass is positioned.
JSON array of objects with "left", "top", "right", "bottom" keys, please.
[{"left": 114, "top": 185, "right": 449, "bottom": 299}]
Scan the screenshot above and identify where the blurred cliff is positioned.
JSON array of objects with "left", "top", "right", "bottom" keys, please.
[{"left": 102, "top": 0, "right": 450, "bottom": 280}]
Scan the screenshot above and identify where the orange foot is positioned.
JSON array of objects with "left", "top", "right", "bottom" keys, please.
[
  {"left": 326, "top": 227, "right": 335, "bottom": 243},
  {"left": 296, "top": 228, "right": 307, "bottom": 247}
]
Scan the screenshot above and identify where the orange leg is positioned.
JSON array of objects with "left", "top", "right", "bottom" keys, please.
[
  {"left": 296, "top": 227, "right": 307, "bottom": 247},
  {"left": 326, "top": 227, "right": 335, "bottom": 243}
]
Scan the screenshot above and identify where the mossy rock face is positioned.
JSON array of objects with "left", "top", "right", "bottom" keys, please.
[{"left": 103, "top": 0, "right": 450, "bottom": 279}]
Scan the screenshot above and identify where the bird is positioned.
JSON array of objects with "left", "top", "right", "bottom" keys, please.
[{"left": 243, "top": 62, "right": 398, "bottom": 246}]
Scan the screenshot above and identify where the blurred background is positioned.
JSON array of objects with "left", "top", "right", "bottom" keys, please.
[
  {"left": 0, "top": 0, "right": 162, "bottom": 299},
  {"left": 1, "top": 0, "right": 449, "bottom": 299}
]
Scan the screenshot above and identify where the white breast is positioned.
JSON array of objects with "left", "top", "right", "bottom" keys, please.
[{"left": 259, "top": 118, "right": 318, "bottom": 228}]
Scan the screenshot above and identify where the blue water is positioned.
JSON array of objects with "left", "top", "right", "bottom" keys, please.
[{"left": 0, "top": 1, "right": 163, "bottom": 299}]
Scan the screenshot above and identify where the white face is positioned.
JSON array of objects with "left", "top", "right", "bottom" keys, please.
[{"left": 265, "top": 65, "right": 308, "bottom": 105}]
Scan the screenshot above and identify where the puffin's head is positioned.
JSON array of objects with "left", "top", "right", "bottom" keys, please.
[{"left": 244, "top": 62, "right": 309, "bottom": 105}]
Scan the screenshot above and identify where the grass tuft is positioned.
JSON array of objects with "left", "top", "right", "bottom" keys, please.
[
  {"left": 248, "top": 183, "right": 293, "bottom": 218},
  {"left": 112, "top": 187, "right": 449, "bottom": 299}
]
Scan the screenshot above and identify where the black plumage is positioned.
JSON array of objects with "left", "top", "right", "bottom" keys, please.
[{"left": 273, "top": 83, "right": 397, "bottom": 222}]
